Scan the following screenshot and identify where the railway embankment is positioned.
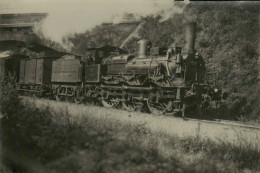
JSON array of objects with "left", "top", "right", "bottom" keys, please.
[
  {"left": 30, "top": 97, "right": 260, "bottom": 151},
  {"left": 27, "top": 97, "right": 260, "bottom": 170},
  {"left": 1, "top": 88, "right": 260, "bottom": 172}
]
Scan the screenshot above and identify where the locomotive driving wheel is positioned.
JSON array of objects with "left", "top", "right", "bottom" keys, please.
[
  {"left": 65, "top": 96, "right": 74, "bottom": 103},
  {"left": 101, "top": 97, "right": 120, "bottom": 108},
  {"left": 122, "top": 101, "right": 144, "bottom": 112},
  {"left": 74, "top": 96, "right": 83, "bottom": 104},
  {"left": 147, "top": 99, "right": 173, "bottom": 115},
  {"left": 56, "top": 94, "right": 64, "bottom": 101}
]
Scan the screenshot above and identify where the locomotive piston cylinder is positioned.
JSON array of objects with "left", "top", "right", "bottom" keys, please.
[{"left": 184, "top": 22, "right": 197, "bottom": 53}]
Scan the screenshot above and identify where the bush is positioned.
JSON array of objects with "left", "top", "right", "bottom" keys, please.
[
  {"left": 178, "top": 137, "right": 260, "bottom": 170},
  {"left": 0, "top": 85, "right": 21, "bottom": 116},
  {"left": 1, "top": 85, "right": 53, "bottom": 155}
]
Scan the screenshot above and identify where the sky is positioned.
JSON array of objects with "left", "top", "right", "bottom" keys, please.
[{"left": 0, "top": 0, "right": 184, "bottom": 48}]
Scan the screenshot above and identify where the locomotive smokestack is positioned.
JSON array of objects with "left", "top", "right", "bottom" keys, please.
[
  {"left": 137, "top": 39, "right": 151, "bottom": 58},
  {"left": 184, "top": 22, "right": 197, "bottom": 53}
]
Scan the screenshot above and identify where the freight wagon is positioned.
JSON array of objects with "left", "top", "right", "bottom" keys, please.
[
  {"left": 51, "top": 55, "right": 83, "bottom": 102},
  {"left": 17, "top": 57, "right": 57, "bottom": 97}
]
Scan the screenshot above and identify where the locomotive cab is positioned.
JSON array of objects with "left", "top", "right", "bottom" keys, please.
[
  {"left": 85, "top": 49, "right": 104, "bottom": 64},
  {"left": 85, "top": 46, "right": 127, "bottom": 65}
]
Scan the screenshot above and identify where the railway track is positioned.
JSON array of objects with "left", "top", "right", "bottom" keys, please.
[
  {"left": 23, "top": 97, "right": 260, "bottom": 150},
  {"left": 186, "top": 118, "right": 260, "bottom": 130}
]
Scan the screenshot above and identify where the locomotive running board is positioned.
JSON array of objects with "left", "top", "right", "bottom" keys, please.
[{"left": 100, "top": 85, "right": 154, "bottom": 91}]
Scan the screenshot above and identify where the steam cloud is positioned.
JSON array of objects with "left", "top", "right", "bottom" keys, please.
[{"left": 1, "top": 0, "right": 185, "bottom": 49}]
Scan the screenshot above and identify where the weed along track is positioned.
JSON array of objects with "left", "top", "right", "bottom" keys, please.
[{"left": 24, "top": 97, "right": 260, "bottom": 150}]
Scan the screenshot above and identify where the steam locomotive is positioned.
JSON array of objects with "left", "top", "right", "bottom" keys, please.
[{"left": 14, "top": 22, "right": 227, "bottom": 116}]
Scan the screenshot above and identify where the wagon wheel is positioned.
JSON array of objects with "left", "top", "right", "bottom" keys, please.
[
  {"left": 24, "top": 90, "right": 31, "bottom": 96},
  {"left": 18, "top": 89, "right": 26, "bottom": 96},
  {"left": 147, "top": 99, "right": 173, "bottom": 115},
  {"left": 101, "top": 97, "right": 120, "bottom": 108},
  {"left": 74, "top": 90, "right": 84, "bottom": 104},
  {"left": 122, "top": 101, "right": 144, "bottom": 112},
  {"left": 18, "top": 90, "right": 23, "bottom": 96},
  {"left": 74, "top": 96, "right": 83, "bottom": 104},
  {"left": 55, "top": 88, "right": 64, "bottom": 101},
  {"left": 56, "top": 94, "right": 64, "bottom": 101},
  {"left": 32, "top": 90, "right": 42, "bottom": 98},
  {"left": 32, "top": 93, "right": 39, "bottom": 98},
  {"left": 65, "top": 96, "right": 74, "bottom": 103}
]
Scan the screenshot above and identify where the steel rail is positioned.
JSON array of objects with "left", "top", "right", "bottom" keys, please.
[{"left": 182, "top": 118, "right": 260, "bottom": 130}]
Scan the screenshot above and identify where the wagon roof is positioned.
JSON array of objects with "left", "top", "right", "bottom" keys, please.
[{"left": 0, "top": 40, "right": 72, "bottom": 58}]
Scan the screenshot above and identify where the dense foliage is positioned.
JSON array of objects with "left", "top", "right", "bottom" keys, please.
[
  {"left": 68, "top": 2, "right": 259, "bottom": 121},
  {"left": 182, "top": 2, "right": 259, "bottom": 121}
]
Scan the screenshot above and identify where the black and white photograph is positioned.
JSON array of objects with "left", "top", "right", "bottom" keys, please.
[{"left": 0, "top": 0, "right": 259, "bottom": 172}]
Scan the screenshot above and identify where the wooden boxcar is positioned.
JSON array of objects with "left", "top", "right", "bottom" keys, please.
[
  {"left": 17, "top": 57, "right": 53, "bottom": 96},
  {"left": 51, "top": 57, "right": 82, "bottom": 83},
  {"left": 51, "top": 55, "right": 84, "bottom": 101}
]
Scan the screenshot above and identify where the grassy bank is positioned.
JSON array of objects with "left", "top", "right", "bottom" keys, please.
[{"left": 1, "top": 87, "right": 260, "bottom": 172}]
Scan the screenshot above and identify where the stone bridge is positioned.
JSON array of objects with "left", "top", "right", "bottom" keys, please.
[{"left": 0, "top": 13, "right": 47, "bottom": 43}]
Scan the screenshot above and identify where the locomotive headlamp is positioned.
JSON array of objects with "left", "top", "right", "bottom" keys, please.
[{"left": 183, "top": 54, "right": 188, "bottom": 60}]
